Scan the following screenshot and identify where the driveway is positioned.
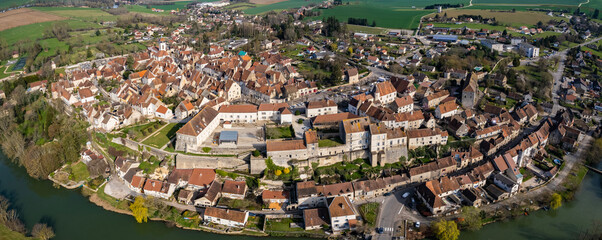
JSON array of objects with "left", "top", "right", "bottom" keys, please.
[{"left": 104, "top": 176, "right": 135, "bottom": 199}]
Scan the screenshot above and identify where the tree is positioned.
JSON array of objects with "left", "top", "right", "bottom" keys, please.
[
  {"left": 130, "top": 196, "right": 148, "bottom": 223},
  {"left": 594, "top": 9, "right": 600, "bottom": 19},
  {"left": 432, "top": 220, "right": 460, "bottom": 240},
  {"left": 32, "top": 223, "right": 55, "bottom": 240},
  {"left": 513, "top": 57, "right": 520, "bottom": 67},
  {"left": 275, "top": 169, "right": 282, "bottom": 176},
  {"left": 252, "top": 150, "right": 261, "bottom": 157},
  {"left": 283, "top": 167, "right": 290, "bottom": 174},
  {"left": 460, "top": 206, "right": 482, "bottom": 231},
  {"left": 550, "top": 193, "right": 562, "bottom": 210},
  {"left": 95, "top": 29, "right": 101, "bottom": 36}
]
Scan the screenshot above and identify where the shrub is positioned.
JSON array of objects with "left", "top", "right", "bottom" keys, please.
[
  {"left": 295, "top": 110, "right": 301, "bottom": 116},
  {"left": 252, "top": 150, "right": 261, "bottom": 157},
  {"left": 297, "top": 119, "right": 304, "bottom": 124},
  {"left": 275, "top": 170, "right": 282, "bottom": 176},
  {"left": 202, "top": 147, "right": 211, "bottom": 153},
  {"left": 283, "top": 168, "right": 290, "bottom": 174}
]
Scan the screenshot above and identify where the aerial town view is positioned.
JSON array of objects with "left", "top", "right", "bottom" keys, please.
[{"left": 0, "top": 0, "right": 602, "bottom": 239}]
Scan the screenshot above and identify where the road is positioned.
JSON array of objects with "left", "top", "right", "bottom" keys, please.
[
  {"left": 548, "top": 36, "right": 602, "bottom": 116},
  {"left": 373, "top": 185, "right": 428, "bottom": 240},
  {"left": 478, "top": 135, "right": 593, "bottom": 212}
]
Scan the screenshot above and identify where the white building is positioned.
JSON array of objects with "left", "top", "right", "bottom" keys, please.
[
  {"left": 518, "top": 43, "right": 539, "bottom": 58},
  {"left": 175, "top": 106, "right": 220, "bottom": 152},
  {"left": 203, "top": 207, "right": 248, "bottom": 228},
  {"left": 327, "top": 196, "right": 358, "bottom": 232},
  {"left": 481, "top": 39, "right": 504, "bottom": 52},
  {"left": 218, "top": 104, "right": 258, "bottom": 123},
  {"left": 306, "top": 99, "right": 337, "bottom": 118}
]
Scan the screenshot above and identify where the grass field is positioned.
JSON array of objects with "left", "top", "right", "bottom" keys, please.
[
  {"left": 312, "top": 5, "right": 432, "bottom": 29},
  {"left": 0, "top": 19, "right": 100, "bottom": 46},
  {"left": 142, "top": 123, "right": 183, "bottom": 148},
  {"left": 347, "top": 24, "right": 389, "bottom": 35}
]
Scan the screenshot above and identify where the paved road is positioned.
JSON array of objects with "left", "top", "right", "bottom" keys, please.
[
  {"left": 548, "top": 36, "right": 602, "bottom": 116},
  {"left": 373, "top": 185, "right": 428, "bottom": 240},
  {"left": 478, "top": 135, "right": 593, "bottom": 212}
]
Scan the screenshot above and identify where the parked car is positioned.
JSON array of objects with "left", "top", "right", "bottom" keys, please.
[{"left": 402, "top": 192, "right": 410, "bottom": 198}]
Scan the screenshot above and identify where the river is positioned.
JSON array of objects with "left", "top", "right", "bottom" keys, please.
[
  {"left": 0, "top": 152, "right": 600, "bottom": 240},
  {"left": 460, "top": 161, "right": 602, "bottom": 240},
  {"left": 0, "top": 152, "right": 288, "bottom": 240}
]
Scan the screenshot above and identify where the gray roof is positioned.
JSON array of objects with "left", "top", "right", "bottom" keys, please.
[{"left": 219, "top": 131, "right": 238, "bottom": 142}]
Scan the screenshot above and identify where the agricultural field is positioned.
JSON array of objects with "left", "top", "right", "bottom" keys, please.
[
  {"left": 0, "top": 8, "right": 66, "bottom": 31},
  {"left": 32, "top": 7, "right": 119, "bottom": 22},
  {"left": 224, "top": 2, "right": 257, "bottom": 11},
  {"left": 125, "top": 5, "right": 171, "bottom": 15},
  {"left": 0, "top": 0, "right": 33, "bottom": 10},
  {"left": 428, "top": 9, "right": 560, "bottom": 26},
  {"left": 312, "top": 5, "right": 432, "bottom": 29},
  {"left": 582, "top": 0, "right": 602, "bottom": 8},
  {"left": 242, "top": 0, "right": 323, "bottom": 15},
  {"left": 472, "top": 0, "right": 581, "bottom": 5}
]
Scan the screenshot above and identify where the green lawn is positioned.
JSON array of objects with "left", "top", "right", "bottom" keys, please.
[
  {"left": 0, "top": 223, "right": 33, "bottom": 240},
  {"left": 122, "top": 121, "right": 165, "bottom": 141},
  {"left": 359, "top": 202, "right": 380, "bottom": 227},
  {"left": 266, "top": 126, "right": 294, "bottom": 139},
  {"left": 218, "top": 197, "right": 262, "bottom": 210},
  {"left": 318, "top": 137, "right": 344, "bottom": 147},
  {"left": 71, "top": 161, "right": 90, "bottom": 182},
  {"left": 142, "top": 123, "right": 183, "bottom": 148},
  {"left": 139, "top": 158, "right": 161, "bottom": 174},
  {"left": 265, "top": 218, "right": 304, "bottom": 232}
]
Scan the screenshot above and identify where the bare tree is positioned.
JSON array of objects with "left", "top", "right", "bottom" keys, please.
[{"left": 32, "top": 223, "right": 55, "bottom": 240}]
